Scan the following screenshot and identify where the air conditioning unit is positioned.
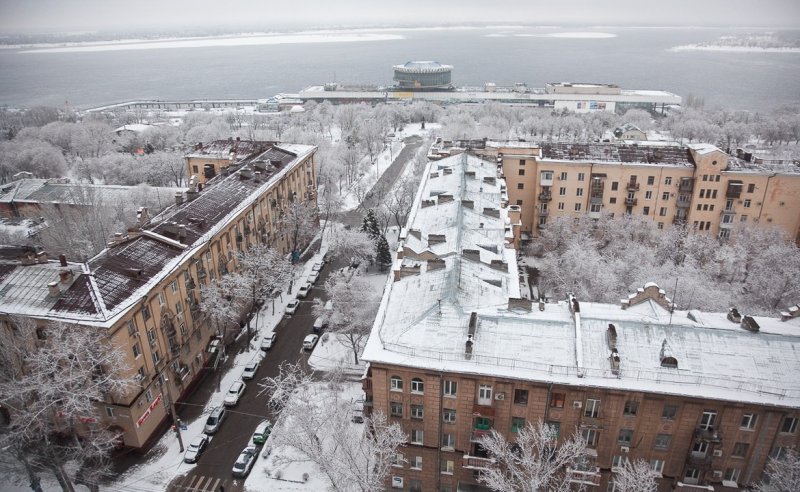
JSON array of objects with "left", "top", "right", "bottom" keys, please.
[
  {"left": 134, "top": 373, "right": 144, "bottom": 382},
  {"left": 713, "top": 449, "right": 723, "bottom": 457},
  {"left": 573, "top": 401, "right": 583, "bottom": 409},
  {"left": 495, "top": 393, "right": 505, "bottom": 401},
  {"left": 620, "top": 446, "right": 630, "bottom": 453},
  {"left": 391, "top": 476, "right": 403, "bottom": 488},
  {"left": 712, "top": 470, "right": 723, "bottom": 479}
]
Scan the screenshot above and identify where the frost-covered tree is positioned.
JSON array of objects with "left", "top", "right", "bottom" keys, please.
[
  {"left": 258, "top": 361, "right": 313, "bottom": 411},
  {"left": 224, "top": 244, "right": 292, "bottom": 327},
  {"left": 477, "top": 421, "right": 589, "bottom": 492},
  {"left": 611, "top": 459, "right": 659, "bottom": 492},
  {"left": 0, "top": 318, "right": 136, "bottom": 492},
  {"left": 756, "top": 448, "right": 800, "bottom": 492},
  {"left": 321, "top": 273, "right": 382, "bottom": 364},
  {"left": 0, "top": 138, "right": 68, "bottom": 183},
  {"left": 199, "top": 277, "right": 242, "bottom": 344},
  {"left": 328, "top": 227, "right": 375, "bottom": 268},
  {"left": 375, "top": 235, "right": 392, "bottom": 271},
  {"left": 279, "top": 200, "right": 319, "bottom": 259}
]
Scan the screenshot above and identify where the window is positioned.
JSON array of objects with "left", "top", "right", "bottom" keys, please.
[
  {"left": 650, "top": 459, "right": 665, "bottom": 474},
  {"left": 578, "top": 173, "right": 585, "bottom": 181},
  {"left": 559, "top": 187, "right": 567, "bottom": 196},
  {"left": 732, "top": 442, "right": 749, "bottom": 458},
  {"left": 391, "top": 452, "right": 404, "bottom": 467},
  {"left": 411, "top": 429, "right": 423, "bottom": 444},
  {"left": 711, "top": 189, "right": 718, "bottom": 198},
  {"left": 709, "top": 204, "right": 715, "bottom": 211},
  {"left": 390, "top": 402, "right": 403, "bottom": 417},
  {"left": 740, "top": 413, "right": 757, "bottom": 430},
  {"left": 700, "top": 189, "right": 706, "bottom": 199},
  {"left": 170, "top": 280, "right": 178, "bottom": 293},
  {"left": 157, "top": 292, "right": 165, "bottom": 306},
  {"left": 696, "top": 204, "right": 702, "bottom": 211},
  {"left": 137, "top": 366, "right": 146, "bottom": 381},
  {"left": 514, "top": 389, "right": 529, "bottom": 405},
  {"left": 132, "top": 342, "right": 141, "bottom": 358},
  {"left": 478, "top": 384, "right": 492, "bottom": 405},
  {"left": 581, "top": 428, "right": 599, "bottom": 448},
  {"left": 715, "top": 175, "right": 721, "bottom": 182},
  {"left": 741, "top": 215, "right": 748, "bottom": 222},
  {"left": 645, "top": 190, "right": 652, "bottom": 200},
  {"left": 560, "top": 172, "right": 568, "bottom": 180},
  {"left": 141, "top": 305, "right": 151, "bottom": 321},
  {"left": 145, "top": 389, "right": 153, "bottom": 402},
  {"left": 411, "top": 405, "right": 424, "bottom": 419},
  {"left": 703, "top": 175, "right": 708, "bottom": 182},
  {"left": 192, "top": 165, "right": 199, "bottom": 173},
  {"left": 618, "top": 429, "right": 634, "bottom": 445},
  {"left": 441, "top": 433, "right": 455, "bottom": 450},
  {"left": 541, "top": 171, "right": 553, "bottom": 181},
  {"left": 516, "top": 199, "right": 523, "bottom": 205},
  {"left": 517, "top": 183, "right": 524, "bottom": 189},
  {"left": 106, "top": 406, "right": 115, "bottom": 418},
  {"left": 609, "top": 197, "right": 616, "bottom": 204},
  {"left": 550, "top": 393, "right": 565, "bottom": 408},
  {"left": 175, "top": 301, "right": 183, "bottom": 315},
  {"left": 647, "top": 176, "right": 655, "bottom": 185},
  {"left": 590, "top": 203, "right": 601, "bottom": 213},
  {"left": 654, "top": 434, "right": 671, "bottom": 450},
  {"left": 152, "top": 350, "right": 160, "bottom": 365},
  {"left": 558, "top": 202, "right": 565, "bottom": 210},
  {"left": 747, "top": 183, "right": 755, "bottom": 193},
  {"left": 623, "top": 401, "right": 639, "bottom": 416},
  {"left": 411, "top": 378, "right": 424, "bottom": 393},
  {"left": 443, "top": 409, "right": 456, "bottom": 424},
  {"left": 519, "top": 169, "right": 525, "bottom": 176},
  {"left": 443, "top": 380, "right": 457, "bottom": 397},
  {"left": 662, "top": 192, "right": 670, "bottom": 201},
  {"left": 665, "top": 177, "right": 673, "bottom": 185},
  {"left": 657, "top": 222, "right": 664, "bottom": 229},
  {"left": 147, "top": 328, "right": 156, "bottom": 344},
  {"left": 440, "top": 459, "right": 454, "bottom": 474},
  {"left": 659, "top": 207, "right": 667, "bottom": 217},
  {"left": 411, "top": 456, "right": 422, "bottom": 470},
  {"left": 725, "top": 468, "right": 741, "bottom": 483},
  {"left": 744, "top": 199, "right": 751, "bottom": 208},
  {"left": 781, "top": 417, "right": 798, "bottom": 433},
  {"left": 585, "top": 399, "right": 600, "bottom": 418},
  {"left": 642, "top": 206, "right": 650, "bottom": 215},
  {"left": 127, "top": 320, "right": 137, "bottom": 336},
  {"left": 575, "top": 188, "right": 584, "bottom": 198},
  {"left": 662, "top": 404, "right": 677, "bottom": 420},
  {"left": 574, "top": 203, "right": 582, "bottom": 212},
  {"left": 700, "top": 411, "right": 717, "bottom": 430},
  {"left": 390, "top": 376, "right": 403, "bottom": 391},
  {"left": 511, "top": 417, "right": 525, "bottom": 433},
  {"left": 703, "top": 204, "right": 709, "bottom": 211},
  {"left": 612, "top": 455, "right": 628, "bottom": 468},
  {"left": 611, "top": 181, "right": 619, "bottom": 191},
  {"left": 771, "top": 446, "right": 787, "bottom": 459}
]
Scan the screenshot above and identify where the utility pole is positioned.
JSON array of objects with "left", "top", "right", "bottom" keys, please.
[{"left": 162, "top": 378, "right": 184, "bottom": 452}]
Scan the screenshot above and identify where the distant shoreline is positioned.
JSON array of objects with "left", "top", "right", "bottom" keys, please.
[{"left": 669, "top": 44, "right": 800, "bottom": 53}]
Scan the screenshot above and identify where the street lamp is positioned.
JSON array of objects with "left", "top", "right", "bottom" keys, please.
[{"left": 162, "top": 376, "right": 184, "bottom": 452}]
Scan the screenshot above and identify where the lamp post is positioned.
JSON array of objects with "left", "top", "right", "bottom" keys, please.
[{"left": 162, "top": 376, "right": 184, "bottom": 452}]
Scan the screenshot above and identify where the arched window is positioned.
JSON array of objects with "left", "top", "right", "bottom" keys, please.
[
  {"left": 411, "top": 378, "right": 424, "bottom": 394},
  {"left": 390, "top": 376, "right": 403, "bottom": 391}
]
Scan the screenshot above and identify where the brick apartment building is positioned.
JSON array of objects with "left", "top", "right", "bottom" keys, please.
[
  {"left": 361, "top": 152, "right": 800, "bottom": 492},
  {"left": 429, "top": 139, "right": 800, "bottom": 243},
  {"left": 0, "top": 142, "right": 316, "bottom": 448}
]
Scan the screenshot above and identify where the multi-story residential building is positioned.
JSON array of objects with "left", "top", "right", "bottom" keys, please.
[
  {"left": 185, "top": 138, "right": 276, "bottom": 185},
  {"left": 361, "top": 152, "right": 800, "bottom": 492},
  {"left": 0, "top": 142, "right": 316, "bottom": 449},
  {"left": 461, "top": 140, "right": 800, "bottom": 243}
]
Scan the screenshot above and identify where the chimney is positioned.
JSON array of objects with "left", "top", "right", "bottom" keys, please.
[
  {"left": 136, "top": 207, "right": 150, "bottom": 228},
  {"left": 465, "top": 334, "right": 474, "bottom": 360},
  {"left": 48, "top": 281, "right": 60, "bottom": 297},
  {"left": 35, "top": 251, "right": 48, "bottom": 264},
  {"left": 175, "top": 191, "right": 184, "bottom": 206},
  {"left": 254, "top": 171, "right": 263, "bottom": 182},
  {"left": 240, "top": 168, "right": 253, "bottom": 179},
  {"left": 59, "top": 269, "right": 74, "bottom": 284},
  {"left": 59, "top": 254, "right": 67, "bottom": 267}
]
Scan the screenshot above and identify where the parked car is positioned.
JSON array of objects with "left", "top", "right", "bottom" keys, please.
[
  {"left": 241, "top": 358, "right": 261, "bottom": 380},
  {"left": 307, "top": 270, "right": 319, "bottom": 284},
  {"left": 260, "top": 332, "right": 277, "bottom": 351},
  {"left": 252, "top": 419, "right": 273, "bottom": 445},
  {"left": 351, "top": 401, "right": 365, "bottom": 424},
  {"left": 204, "top": 406, "right": 227, "bottom": 434},
  {"left": 322, "top": 250, "right": 331, "bottom": 263},
  {"left": 313, "top": 315, "right": 328, "bottom": 333},
  {"left": 231, "top": 445, "right": 259, "bottom": 478},
  {"left": 297, "top": 282, "right": 312, "bottom": 298},
  {"left": 312, "top": 262, "right": 323, "bottom": 272},
  {"left": 303, "top": 334, "right": 319, "bottom": 351},
  {"left": 223, "top": 380, "right": 246, "bottom": 406},
  {"left": 184, "top": 434, "right": 209, "bottom": 463},
  {"left": 285, "top": 299, "right": 299, "bottom": 315}
]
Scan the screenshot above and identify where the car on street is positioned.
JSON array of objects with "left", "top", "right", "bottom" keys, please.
[
  {"left": 252, "top": 419, "right": 273, "bottom": 445},
  {"left": 231, "top": 445, "right": 259, "bottom": 478},
  {"left": 204, "top": 406, "right": 227, "bottom": 434},
  {"left": 223, "top": 380, "right": 246, "bottom": 406},
  {"left": 307, "top": 270, "right": 319, "bottom": 284},
  {"left": 312, "top": 262, "right": 323, "bottom": 272},
  {"left": 303, "top": 334, "right": 319, "bottom": 351},
  {"left": 260, "top": 332, "right": 277, "bottom": 351},
  {"left": 241, "top": 358, "right": 261, "bottom": 380},
  {"left": 352, "top": 401, "right": 365, "bottom": 424},
  {"left": 297, "top": 282, "right": 312, "bottom": 298},
  {"left": 312, "top": 315, "right": 328, "bottom": 333},
  {"left": 285, "top": 299, "right": 299, "bottom": 315},
  {"left": 184, "top": 434, "right": 210, "bottom": 463}
]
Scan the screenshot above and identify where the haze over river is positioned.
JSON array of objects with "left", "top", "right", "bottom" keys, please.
[{"left": 1, "top": 26, "right": 798, "bottom": 110}]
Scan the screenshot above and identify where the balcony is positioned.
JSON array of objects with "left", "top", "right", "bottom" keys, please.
[
  {"left": 462, "top": 455, "right": 495, "bottom": 470},
  {"left": 471, "top": 428, "right": 492, "bottom": 442},
  {"left": 567, "top": 466, "right": 602, "bottom": 487},
  {"left": 538, "top": 191, "right": 552, "bottom": 202},
  {"left": 676, "top": 196, "right": 692, "bottom": 208},
  {"left": 473, "top": 403, "right": 495, "bottom": 417},
  {"left": 687, "top": 452, "right": 713, "bottom": 468},
  {"left": 694, "top": 427, "right": 722, "bottom": 443},
  {"left": 540, "top": 173, "right": 554, "bottom": 186},
  {"left": 589, "top": 210, "right": 602, "bottom": 220},
  {"left": 625, "top": 197, "right": 638, "bottom": 206},
  {"left": 679, "top": 179, "right": 694, "bottom": 193},
  {"left": 673, "top": 214, "right": 687, "bottom": 225},
  {"left": 726, "top": 183, "right": 743, "bottom": 199},
  {"left": 539, "top": 208, "right": 550, "bottom": 217},
  {"left": 626, "top": 182, "right": 640, "bottom": 192}
]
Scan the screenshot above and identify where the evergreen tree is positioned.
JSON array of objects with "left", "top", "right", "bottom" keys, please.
[
  {"left": 360, "top": 208, "right": 381, "bottom": 241},
  {"left": 376, "top": 235, "right": 393, "bottom": 271}
]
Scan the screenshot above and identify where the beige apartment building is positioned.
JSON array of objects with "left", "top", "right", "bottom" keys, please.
[
  {"left": 0, "top": 142, "right": 316, "bottom": 448},
  {"left": 362, "top": 152, "right": 800, "bottom": 492},
  {"left": 185, "top": 138, "right": 277, "bottom": 185},
  {"left": 468, "top": 141, "right": 800, "bottom": 242}
]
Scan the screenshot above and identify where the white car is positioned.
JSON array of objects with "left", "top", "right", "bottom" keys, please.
[
  {"left": 285, "top": 299, "right": 299, "bottom": 315},
  {"left": 224, "top": 380, "right": 246, "bottom": 406},
  {"left": 232, "top": 445, "right": 258, "bottom": 478},
  {"left": 183, "top": 434, "right": 209, "bottom": 463},
  {"left": 303, "top": 334, "right": 319, "bottom": 351},
  {"left": 297, "top": 282, "right": 312, "bottom": 298},
  {"left": 312, "top": 262, "right": 323, "bottom": 272},
  {"left": 307, "top": 270, "right": 319, "bottom": 284},
  {"left": 260, "top": 332, "right": 277, "bottom": 351},
  {"left": 241, "top": 358, "right": 260, "bottom": 380}
]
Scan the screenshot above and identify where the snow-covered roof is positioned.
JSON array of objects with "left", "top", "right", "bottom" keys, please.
[
  {"left": 363, "top": 154, "right": 800, "bottom": 409},
  {"left": 0, "top": 179, "right": 179, "bottom": 207},
  {"left": 687, "top": 142, "right": 721, "bottom": 155},
  {"left": 113, "top": 123, "right": 155, "bottom": 133}
]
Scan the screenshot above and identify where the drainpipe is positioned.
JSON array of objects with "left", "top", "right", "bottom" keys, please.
[
  {"left": 437, "top": 370, "right": 444, "bottom": 492},
  {"left": 756, "top": 173, "right": 776, "bottom": 223},
  {"left": 544, "top": 382, "right": 554, "bottom": 423}
]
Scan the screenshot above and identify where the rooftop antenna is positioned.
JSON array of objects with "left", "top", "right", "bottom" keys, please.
[{"left": 668, "top": 276, "right": 679, "bottom": 325}]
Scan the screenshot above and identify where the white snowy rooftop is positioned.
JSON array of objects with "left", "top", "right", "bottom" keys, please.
[{"left": 363, "top": 154, "right": 800, "bottom": 409}]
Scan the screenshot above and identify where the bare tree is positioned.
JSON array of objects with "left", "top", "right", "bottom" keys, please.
[
  {"left": 477, "top": 421, "right": 589, "bottom": 492},
  {"left": 611, "top": 459, "right": 658, "bottom": 492},
  {"left": 0, "top": 318, "right": 136, "bottom": 492},
  {"left": 756, "top": 448, "right": 800, "bottom": 492}
]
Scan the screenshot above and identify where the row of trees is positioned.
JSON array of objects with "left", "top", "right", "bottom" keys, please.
[{"left": 533, "top": 215, "right": 800, "bottom": 315}]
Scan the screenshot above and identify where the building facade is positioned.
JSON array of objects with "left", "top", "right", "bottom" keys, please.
[
  {"left": 0, "top": 142, "right": 316, "bottom": 449},
  {"left": 467, "top": 141, "right": 800, "bottom": 243},
  {"left": 361, "top": 152, "right": 800, "bottom": 492},
  {"left": 185, "top": 138, "right": 277, "bottom": 185}
]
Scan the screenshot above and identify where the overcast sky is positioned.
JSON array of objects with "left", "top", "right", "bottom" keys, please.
[{"left": 1, "top": 0, "right": 798, "bottom": 33}]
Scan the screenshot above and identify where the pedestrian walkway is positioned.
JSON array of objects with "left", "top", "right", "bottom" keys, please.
[{"left": 168, "top": 474, "right": 232, "bottom": 492}]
